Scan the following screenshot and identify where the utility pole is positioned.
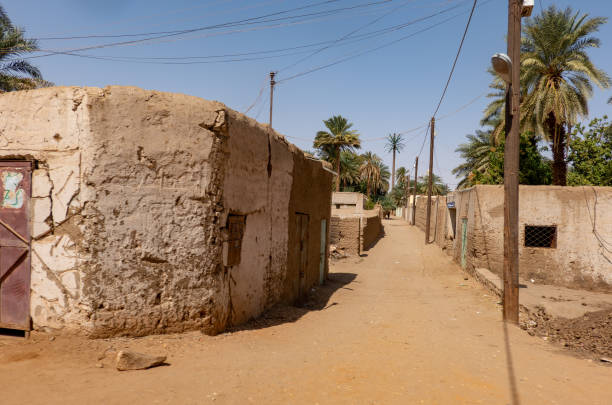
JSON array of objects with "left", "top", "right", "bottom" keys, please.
[
  {"left": 425, "top": 117, "right": 435, "bottom": 244},
  {"left": 411, "top": 157, "right": 418, "bottom": 225},
  {"left": 503, "top": 0, "right": 523, "bottom": 324},
  {"left": 269, "top": 71, "right": 276, "bottom": 128}
]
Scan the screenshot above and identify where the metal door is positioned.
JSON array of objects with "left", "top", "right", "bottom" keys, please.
[
  {"left": 461, "top": 218, "right": 468, "bottom": 269},
  {"left": 0, "top": 162, "right": 32, "bottom": 330},
  {"left": 319, "top": 219, "right": 326, "bottom": 285},
  {"left": 296, "top": 213, "right": 309, "bottom": 297}
]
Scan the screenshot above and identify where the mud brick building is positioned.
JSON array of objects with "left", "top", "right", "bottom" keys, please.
[{"left": 0, "top": 86, "right": 332, "bottom": 337}]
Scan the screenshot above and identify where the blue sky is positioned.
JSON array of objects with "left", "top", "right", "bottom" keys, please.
[{"left": 4, "top": 0, "right": 612, "bottom": 188}]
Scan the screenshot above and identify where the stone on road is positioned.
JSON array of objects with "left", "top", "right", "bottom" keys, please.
[{"left": 115, "top": 350, "right": 166, "bottom": 371}]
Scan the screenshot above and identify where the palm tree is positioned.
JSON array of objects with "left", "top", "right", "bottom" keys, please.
[
  {"left": 418, "top": 174, "right": 449, "bottom": 195},
  {"left": 374, "top": 158, "right": 390, "bottom": 194},
  {"left": 359, "top": 152, "right": 382, "bottom": 197},
  {"left": 0, "top": 5, "right": 44, "bottom": 92},
  {"left": 452, "top": 129, "right": 496, "bottom": 188},
  {"left": 313, "top": 115, "right": 361, "bottom": 191},
  {"left": 338, "top": 151, "right": 362, "bottom": 190},
  {"left": 395, "top": 166, "right": 407, "bottom": 188},
  {"left": 521, "top": 6, "right": 611, "bottom": 185},
  {"left": 385, "top": 133, "right": 405, "bottom": 190}
]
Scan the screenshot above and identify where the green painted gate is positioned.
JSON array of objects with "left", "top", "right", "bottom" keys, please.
[{"left": 461, "top": 218, "right": 468, "bottom": 269}]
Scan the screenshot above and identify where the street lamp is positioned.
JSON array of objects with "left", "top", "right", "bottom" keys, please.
[{"left": 491, "top": 53, "right": 512, "bottom": 84}]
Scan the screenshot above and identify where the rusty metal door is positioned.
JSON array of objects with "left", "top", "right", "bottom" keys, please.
[
  {"left": 296, "top": 213, "right": 309, "bottom": 297},
  {"left": 0, "top": 162, "right": 32, "bottom": 330}
]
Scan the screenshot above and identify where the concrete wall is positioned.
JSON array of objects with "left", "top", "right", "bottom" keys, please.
[
  {"left": 411, "top": 186, "right": 612, "bottom": 291},
  {"left": 0, "top": 86, "right": 332, "bottom": 336},
  {"left": 331, "top": 192, "right": 364, "bottom": 213}
]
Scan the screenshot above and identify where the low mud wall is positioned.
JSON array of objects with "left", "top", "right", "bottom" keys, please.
[
  {"left": 330, "top": 216, "right": 360, "bottom": 255},
  {"left": 360, "top": 211, "right": 383, "bottom": 251},
  {"left": 330, "top": 208, "right": 383, "bottom": 255}
]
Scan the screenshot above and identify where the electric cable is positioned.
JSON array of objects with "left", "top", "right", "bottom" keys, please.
[
  {"left": 16, "top": 1, "right": 467, "bottom": 63},
  {"left": 431, "top": 0, "right": 477, "bottom": 117},
  {"left": 31, "top": 0, "right": 349, "bottom": 40},
  {"left": 277, "top": 0, "right": 417, "bottom": 73},
  {"left": 20, "top": 0, "right": 393, "bottom": 61}
]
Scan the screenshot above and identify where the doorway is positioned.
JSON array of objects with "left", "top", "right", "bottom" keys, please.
[
  {"left": 295, "top": 213, "right": 309, "bottom": 298},
  {"left": 0, "top": 161, "right": 32, "bottom": 331}
]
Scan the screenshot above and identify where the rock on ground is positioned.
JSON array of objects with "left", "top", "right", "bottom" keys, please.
[{"left": 115, "top": 350, "right": 167, "bottom": 371}]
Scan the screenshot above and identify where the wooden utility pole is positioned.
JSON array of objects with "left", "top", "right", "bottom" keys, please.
[
  {"left": 411, "top": 157, "right": 418, "bottom": 225},
  {"left": 503, "top": 0, "right": 522, "bottom": 324},
  {"left": 425, "top": 117, "right": 435, "bottom": 244},
  {"left": 269, "top": 71, "right": 276, "bottom": 128}
]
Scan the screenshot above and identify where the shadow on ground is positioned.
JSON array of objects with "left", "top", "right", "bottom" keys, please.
[
  {"left": 0, "top": 328, "right": 26, "bottom": 338},
  {"left": 227, "top": 272, "right": 357, "bottom": 332}
]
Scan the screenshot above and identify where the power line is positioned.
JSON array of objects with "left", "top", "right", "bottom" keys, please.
[
  {"left": 31, "top": 0, "right": 348, "bottom": 40},
  {"left": 243, "top": 79, "right": 268, "bottom": 114},
  {"left": 21, "top": 0, "right": 393, "bottom": 61},
  {"left": 431, "top": 0, "right": 478, "bottom": 117},
  {"left": 276, "top": 1, "right": 479, "bottom": 84},
  {"left": 20, "top": 2, "right": 466, "bottom": 63},
  {"left": 277, "top": 0, "right": 416, "bottom": 73}
]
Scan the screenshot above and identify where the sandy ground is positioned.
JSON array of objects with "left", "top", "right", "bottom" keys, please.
[{"left": 1, "top": 219, "right": 611, "bottom": 404}]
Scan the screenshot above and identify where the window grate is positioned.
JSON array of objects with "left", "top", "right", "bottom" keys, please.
[{"left": 524, "top": 225, "right": 557, "bottom": 248}]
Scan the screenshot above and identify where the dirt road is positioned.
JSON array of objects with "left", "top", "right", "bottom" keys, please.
[{"left": 1, "top": 219, "right": 610, "bottom": 404}]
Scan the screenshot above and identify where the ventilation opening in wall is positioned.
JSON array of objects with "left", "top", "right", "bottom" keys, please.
[{"left": 524, "top": 225, "right": 557, "bottom": 248}]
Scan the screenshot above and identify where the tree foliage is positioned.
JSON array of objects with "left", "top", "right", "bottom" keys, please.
[
  {"left": 520, "top": 6, "right": 610, "bottom": 185},
  {"left": 313, "top": 115, "right": 361, "bottom": 191},
  {"left": 0, "top": 5, "right": 49, "bottom": 92},
  {"left": 567, "top": 116, "right": 612, "bottom": 186},
  {"left": 456, "top": 6, "right": 610, "bottom": 187}
]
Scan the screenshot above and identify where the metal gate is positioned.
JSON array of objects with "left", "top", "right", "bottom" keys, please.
[
  {"left": 0, "top": 162, "right": 32, "bottom": 330},
  {"left": 461, "top": 218, "right": 468, "bottom": 269}
]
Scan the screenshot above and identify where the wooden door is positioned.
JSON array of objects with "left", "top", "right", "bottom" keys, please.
[
  {"left": 0, "top": 162, "right": 32, "bottom": 330},
  {"left": 296, "top": 213, "right": 309, "bottom": 297}
]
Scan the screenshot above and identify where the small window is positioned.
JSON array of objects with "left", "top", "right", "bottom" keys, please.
[
  {"left": 524, "top": 225, "right": 557, "bottom": 248},
  {"left": 226, "top": 214, "right": 246, "bottom": 266}
]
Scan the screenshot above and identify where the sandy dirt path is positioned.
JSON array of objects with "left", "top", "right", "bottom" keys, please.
[{"left": 1, "top": 219, "right": 611, "bottom": 404}]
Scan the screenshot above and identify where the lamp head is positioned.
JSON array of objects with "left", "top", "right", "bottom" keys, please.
[{"left": 491, "top": 53, "right": 512, "bottom": 84}]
